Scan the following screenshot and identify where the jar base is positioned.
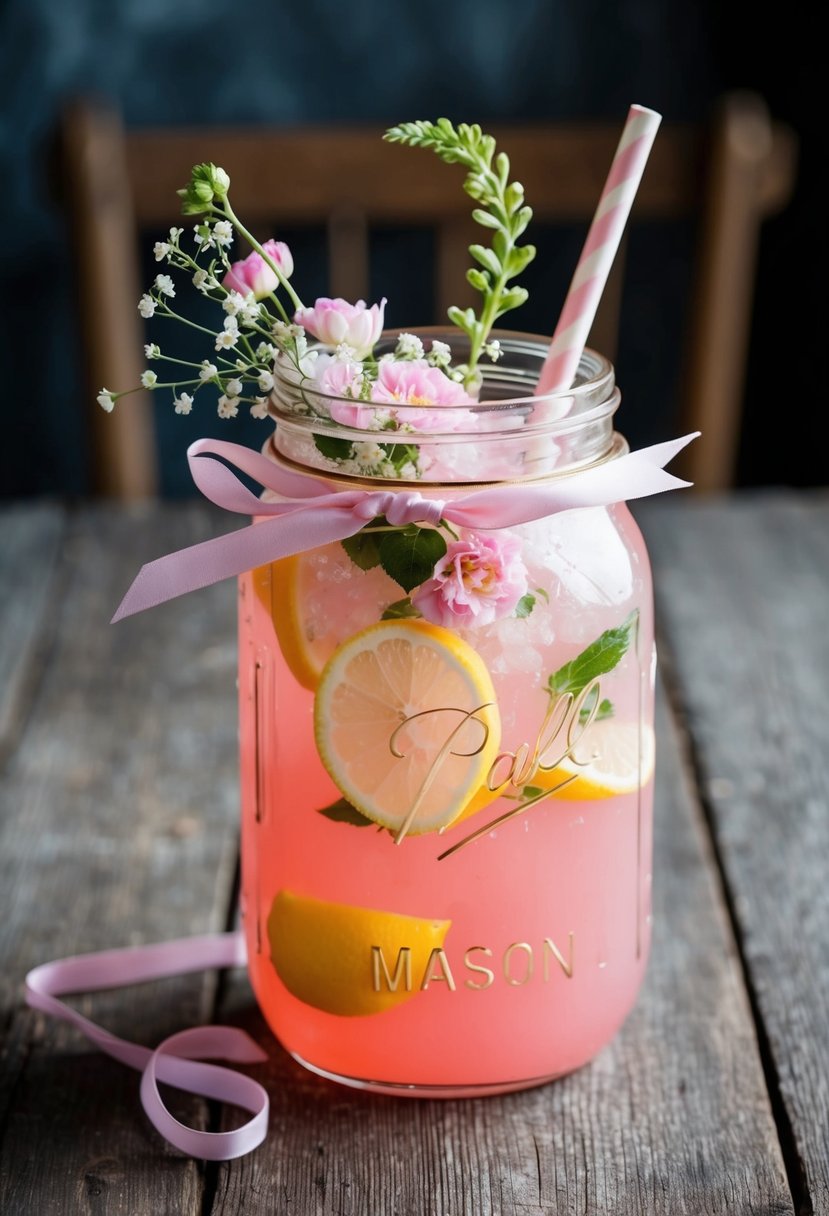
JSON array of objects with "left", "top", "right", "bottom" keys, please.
[{"left": 291, "top": 1052, "right": 568, "bottom": 1099}]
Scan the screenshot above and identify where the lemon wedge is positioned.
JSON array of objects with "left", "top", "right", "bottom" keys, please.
[
  {"left": 268, "top": 889, "right": 451, "bottom": 1016},
  {"left": 538, "top": 719, "right": 655, "bottom": 800},
  {"left": 314, "top": 620, "right": 500, "bottom": 837},
  {"left": 253, "top": 546, "right": 399, "bottom": 692}
]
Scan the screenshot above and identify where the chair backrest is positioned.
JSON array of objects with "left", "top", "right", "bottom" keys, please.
[{"left": 62, "top": 95, "right": 795, "bottom": 497}]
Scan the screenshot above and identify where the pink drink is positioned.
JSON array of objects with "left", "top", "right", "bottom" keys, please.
[{"left": 239, "top": 495, "right": 654, "bottom": 1094}]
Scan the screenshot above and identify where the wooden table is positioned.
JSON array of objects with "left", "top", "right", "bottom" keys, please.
[{"left": 1, "top": 497, "right": 827, "bottom": 1215}]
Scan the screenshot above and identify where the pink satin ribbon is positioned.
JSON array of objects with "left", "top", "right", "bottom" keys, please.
[
  {"left": 25, "top": 931, "right": 269, "bottom": 1160},
  {"left": 112, "top": 432, "right": 698, "bottom": 621}
]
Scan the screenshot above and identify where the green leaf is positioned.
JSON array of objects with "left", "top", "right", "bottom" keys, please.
[
  {"left": 496, "top": 286, "right": 529, "bottom": 313},
  {"left": 466, "top": 267, "right": 490, "bottom": 292},
  {"left": 317, "top": 797, "right": 374, "bottom": 828},
  {"left": 469, "top": 244, "right": 502, "bottom": 276},
  {"left": 378, "top": 526, "right": 447, "bottom": 593},
  {"left": 515, "top": 593, "right": 536, "bottom": 619},
  {"left": 579, "top": 695, "right": 615, "bottom": 725},
  {"left": 341, "top": 531, "right": 381, "bottom": 570},
  {"left": 534, "top": 586, "right": 550, "bottom": 603},
  {"left": 381, "top": 597, "right": 422, "bottom": 620},
  {"left": 548, "top": 610, "right": 639, "bottom": 697},
  {"left": 313, "top": 433, "right": 353, "bottom": 461},
  {"left": 471, "top": 208, "right": 502, "bottom": 230},
  {"left": 521, "top": 785, "right": 544, "bottom": 799}
]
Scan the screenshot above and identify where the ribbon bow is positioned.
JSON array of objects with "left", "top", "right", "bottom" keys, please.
[{"left": 113, "top": 433, "right": 698, "bottom": 622}]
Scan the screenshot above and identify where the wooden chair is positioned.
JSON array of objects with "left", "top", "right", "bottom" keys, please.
[{"left": 62, "top": 95, "right": 796, "bottom": 498}]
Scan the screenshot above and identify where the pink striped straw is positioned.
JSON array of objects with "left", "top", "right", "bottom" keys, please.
[{"left": 536, "top": 104, "right": 662, "bottom": 396}]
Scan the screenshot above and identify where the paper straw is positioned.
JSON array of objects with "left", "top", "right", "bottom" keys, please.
[{"left": 535, "top": 104, "right": 662, "bottom": 396}]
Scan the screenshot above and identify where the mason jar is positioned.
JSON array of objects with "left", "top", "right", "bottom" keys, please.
[{"left": 237, "top": 330, "right": 655, "bottom": 1096}]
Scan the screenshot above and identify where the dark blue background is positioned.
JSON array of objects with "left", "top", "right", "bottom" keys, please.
[{"left": 0, "top": 0, "right": 821, "bottom": 495}]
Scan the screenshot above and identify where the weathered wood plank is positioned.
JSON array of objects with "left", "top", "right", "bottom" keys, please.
[
  {"left": 639, "top": 494, "right": 829, "bottom": 1216},
  {"left": 210, "top": 690, "right": 793, "bottom": 1215},
  {"left": 0, "top": 505, "right": 239, "bottom": 1216},
  {"left": 0, "top": 505, "right": 67, "bottom": 761}
]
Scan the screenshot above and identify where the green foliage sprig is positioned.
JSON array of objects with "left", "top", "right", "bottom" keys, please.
[{"left": 384, "top": 120, "right": 536, "bottom": 387}]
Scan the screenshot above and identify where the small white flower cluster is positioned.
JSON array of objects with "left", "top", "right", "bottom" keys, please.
[
  {"left": 426, "top": 339, "right": 452, "bottom": 369},
  {"left": 394, "top": 332, "right": 424, "bottom": 360}
]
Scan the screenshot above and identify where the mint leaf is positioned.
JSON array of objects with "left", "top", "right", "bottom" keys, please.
[
  {"left": 534, "top": 586, "right": 550, "bottom": 603},
  {"left": 317, "top": 798, "right": 374, "bottom": 828},
  {"left": 521, "top": 785, "right": 544, "bottom": 799},
  {"left": 579, "top": 695, "right": 615, "bottom": 725},
  {"left": 378, "top": 526, "right": 446, "bottom": 593},
  {"left": 381, "top": 597, "right": 422, "bottom": 620},
  {"left": 341, "top": 531, "right": 381, "bottom": 571},
  {"left": 515, "top": 593, "right": 535, "bottom": 619},
  {"left": 547, "top": 610, "right": 638, "bottom": 697},
  {"left": 381, "top": 442, "right": 420, "bottom": 472},
  {"left": 314, "top": 433, "right": 353, "bottom": 462}
]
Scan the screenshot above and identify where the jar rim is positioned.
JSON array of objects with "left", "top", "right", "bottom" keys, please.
[{"left": 269, "top": 327, "right": 620, "bottom": 484}]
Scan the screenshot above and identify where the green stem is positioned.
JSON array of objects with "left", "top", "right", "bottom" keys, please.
[{"left": 219, "top": 198, "right": 302, "bottom": 315}]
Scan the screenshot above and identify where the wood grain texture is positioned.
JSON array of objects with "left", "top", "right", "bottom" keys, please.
[
  {"left": 639, "top": 494, "right": 829, "bottom": 1216},
  {"left": 0, "top": 506, "right": 239, "bottom": 1215},
  {"left": 0, "top": 504, "right": 66, "bottom": 759},
  {"left": 210, "top": 691, "right": 792, "bottom": 1215}
]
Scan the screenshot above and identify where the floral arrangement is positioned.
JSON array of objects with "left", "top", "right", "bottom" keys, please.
[{"left": 100, "top": 120, "right": 546, "bottom": 628}]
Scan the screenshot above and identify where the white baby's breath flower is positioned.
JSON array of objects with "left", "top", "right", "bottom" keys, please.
[
  {"left": 216, "top": 316, "right": 239, "bottom": 350},
  {"left": 169, "top": 226, "right": 184, "bottom": 244},
  {"left": 97, "top": 389, "right": 115, "bottom": 413},
  {"left": 250, "top": 396, "right": 270, "bottom": 419},
  {"left": 353, "top": 441, "right": 385, "bottom": 466},
  {"left": 380, "top": 460, "right": 397, "bottom": 478},
  {"left": 192, "top": 269, "right": 209, "bottom": 293},
  {"left": 155, "top": 274, "right": 175, "bottom": 298},
  {"left": 427, "top": 339, "right": 452, "bottom": 368},
  {"left": 144, "top": 343, "right": 160, "bottom": 359},
  {"left": 368, "top": 411, "right": 393, "bottom": 431},
  {"left": 213, "top": 219, "right": 233, "bottom": 248},
  {"left": 174, "top": 392, "right": 193, "bottom": 415},
  {"left": 222, "top": 291, "right": 246, "bottom": 316},
  {"left": 484, "top": 339, "right": 502, "bottom": 362},
  {"left": 199, "top": 360, "right": 218, "bottom": 382},
  {"left": 217, "top": 395, "right": 239, "bottom": 419},
  {"left": 257, "top": 370, "right": 274, "bottom": 393},
  {"left": 334, "top": 342, "right": 357, "bottom": 362},
  {"left": 398, "top": 461, "right": 418, "bottom": 480},
  {"left": 256, "top": 342, "right": 276, "bottom": 362},
  {"left": 138, "top": 294, "right": 156, "bottom": 318},
  {"left": 225, "top": 378, "right": 243, "bottom": 397},
  {"left": 395, "top": 332, "right": 424, "bottom": 360},
  {"left": 140, "top": 370, "right": 158, "bottom": 388},
  {"left": 153, "top": 241, "right": 170, "bottom": 262},
  {"left": 272, "top": 320, "right": 304, "bottom": 341},
  {"left": 193, "top": 224, "right": 212, "bottom": 248},
  {"left": 240, "top": 300, "right": 260, "bottom": 327}
]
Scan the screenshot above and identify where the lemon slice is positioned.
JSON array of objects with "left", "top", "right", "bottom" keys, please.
[
  {"left": 456, "top": 719, "right": 655, "bottom": 820},
  {"left": 541, "top": 719, "right": 655, "bottom": 800},
  {"left": 314, "top": 620, "right": 501, "bottom": 837},
  {"left": 268, "top": 889, "right": 451, "bottom": 1016},
  {"left": 253, "top": 547, "right": 399, "bottom": 692}
]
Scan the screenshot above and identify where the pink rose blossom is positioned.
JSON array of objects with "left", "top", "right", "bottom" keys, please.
[
  {"left": 313, "top": 354, "right": 366, "bottom": 417},
  {"left": 369, "top": 360, "right": 475, "bottom": 431},
  {"left": 222, "top": 240, "right": 294, "bottom": 299},
  {"left": 294, "top": 297, "right": 386, "bottom": 359},
  {"left": 412, "top": 532, "right": 528, "bottom": 628}
]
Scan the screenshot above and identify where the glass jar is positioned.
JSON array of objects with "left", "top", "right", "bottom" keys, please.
[{"left": 238, "top": 331, "right": 655, "bottom": 1096}]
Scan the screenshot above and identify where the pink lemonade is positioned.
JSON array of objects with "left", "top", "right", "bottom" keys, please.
[{"left": 239, "top": 501, "right": 654, "bottom": 1094}]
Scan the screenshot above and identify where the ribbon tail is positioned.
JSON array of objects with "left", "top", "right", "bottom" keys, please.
[
  {"left": 446, "top": 432, "right": 699, "bottom": 529},
  {"left": 112, "top": 506, "right": 368, "bottom": 623}
]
